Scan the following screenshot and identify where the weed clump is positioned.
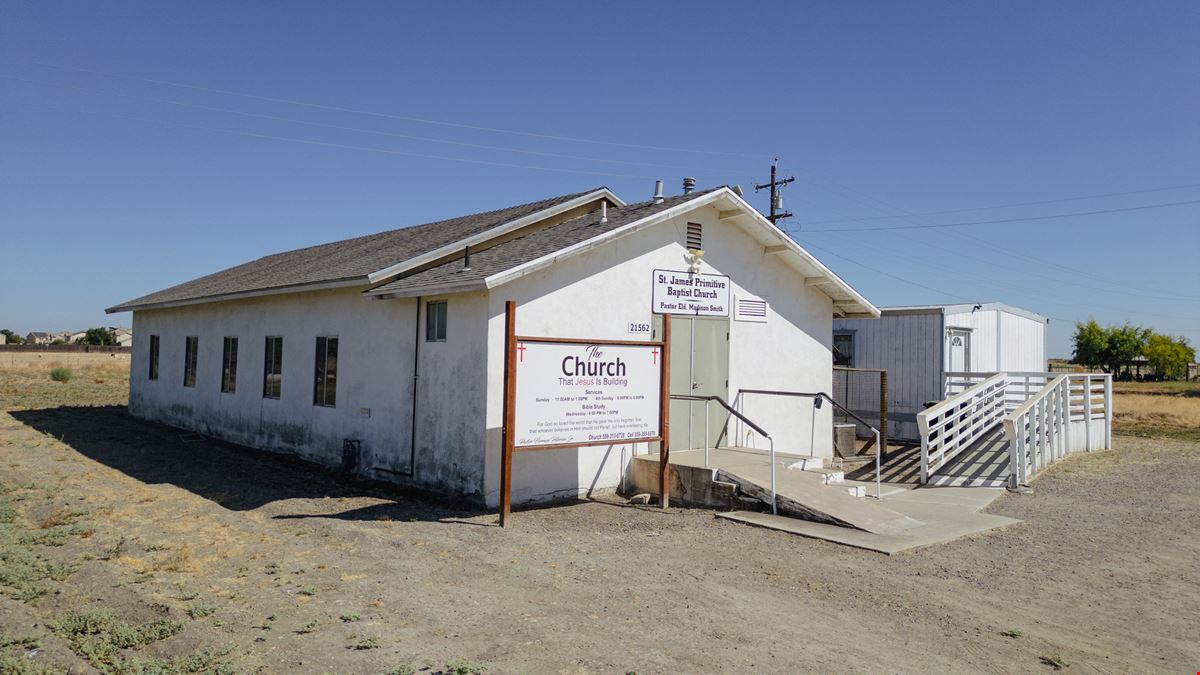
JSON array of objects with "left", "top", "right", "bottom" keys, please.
[
  {"left": 51, "top": 609, "right": 183, "bottom": 671},
  {"left": 185, "top": 600, "right": 216, "bottom": 619},
  {"left": 49, "top": 368, "right": 72, "bottom": 383},
  {"left": 0, "top": 488, "right": 78, "bottom": 601}
]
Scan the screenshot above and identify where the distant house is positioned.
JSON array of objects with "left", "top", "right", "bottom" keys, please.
[
  {"left": 25, "top": 332, "right": 54, "bottom": 345},
  {"left": 111, "top": 328, "right": 133, "bottom": 347},
  {"left": 67, "top": 331, "right": 89, "bottom": 344}
]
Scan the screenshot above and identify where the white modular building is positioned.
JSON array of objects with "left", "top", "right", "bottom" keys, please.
[
  {"left": 107, "top": 185, "right": 878, "bottom": 507},
  {"left": 833, "top": 303, "right": 1048, "bottom": 441}
]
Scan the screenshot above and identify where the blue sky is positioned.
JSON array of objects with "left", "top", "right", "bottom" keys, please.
[{"left": 1, "top": 1, "right": 1197, "bottom": 357}]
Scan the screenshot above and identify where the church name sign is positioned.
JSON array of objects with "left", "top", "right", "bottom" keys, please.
[{"left": 651, "top": 269, "right": 730, "bottom": 316}]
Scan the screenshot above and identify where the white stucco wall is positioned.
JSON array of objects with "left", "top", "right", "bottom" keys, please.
[
  {"left": 128, "top": 286, "right": 490, "bottom": 498},
  {"left": 481, "top": 203, "right": 837, "bottom": 508}
]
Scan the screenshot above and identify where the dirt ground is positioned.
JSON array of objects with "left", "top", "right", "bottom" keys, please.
[{"left": 1, "top": 356, "right": 1198, "bottom": 673}]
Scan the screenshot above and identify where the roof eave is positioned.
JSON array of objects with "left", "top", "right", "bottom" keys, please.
[
  {"left": 105, "top": 277, "right": 370, "bottom": 314},
  {"left": 478, "top": 187, "right": 880, "bottom": 318}
]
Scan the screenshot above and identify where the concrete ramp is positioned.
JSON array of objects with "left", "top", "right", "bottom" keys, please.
[
  {"left": 699, "top": 450, "right": 924, "bottom": 536},
  {"left": 639, "top": 448, "right": 924, "bottom": 536}
]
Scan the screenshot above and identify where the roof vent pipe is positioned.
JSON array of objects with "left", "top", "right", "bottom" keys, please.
[
  {"left": 653, "top": 180, "right": 664, "bottom": 203},
  {"left": 599, "top": 200, "right": 608, "bottom": 223},
  {"left": 463, "top": 245, "right": 471, "bottom": 270},
  {"left": 682, "top": 177, "right": 696, "bottom": 194}
]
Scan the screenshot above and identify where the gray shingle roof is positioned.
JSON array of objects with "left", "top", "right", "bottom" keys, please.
[
  {"left": 367, "top": 189, "right": 720, "bottom": 296},
  {"left": 107, "top": 189, "right": 603, "bottom": 312}
]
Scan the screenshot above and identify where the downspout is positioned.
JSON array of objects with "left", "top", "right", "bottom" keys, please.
[{"left": 407, "top": 296, "right": 421, "bottom": 478}]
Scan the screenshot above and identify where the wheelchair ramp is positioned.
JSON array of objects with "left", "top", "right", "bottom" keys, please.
[
  {"left": 665, "top": 448, "right": 924, "bottom": 536},
  {"left": 925, "top": 427, "right": 1010, "bottom": 488}
]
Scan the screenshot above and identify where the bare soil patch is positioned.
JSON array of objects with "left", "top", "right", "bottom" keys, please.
[{"left": 1, "top": 366, "right": 1198, "bottom": 673}]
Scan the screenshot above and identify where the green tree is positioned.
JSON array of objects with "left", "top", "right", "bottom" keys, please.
[
  {"left": 1071, "top": 320, "right": 1107, "bottom": 369},
  {"left": 0, "top": 329, "right": 22, "bottom": 344},
  {"left": 77, "top": 327, "right": 116, "bottom": 346},
  {"left": 1104, "top": 324, "right": 1151, "bottom": 374},
  {"left": 1143, "top": 333, "right": 1195, "bottom": 380}
]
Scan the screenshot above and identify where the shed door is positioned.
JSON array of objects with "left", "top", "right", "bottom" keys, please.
[{"left": 948, "top": 329, "right": 971, "bottom": 372}]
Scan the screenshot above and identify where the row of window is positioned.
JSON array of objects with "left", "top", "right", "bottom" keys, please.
[
  {"left": 145, "top": 301, "right": 450, "bottom": 408},
  {"left": 150, "top": 334, "right": 340, "bottom": 406}
]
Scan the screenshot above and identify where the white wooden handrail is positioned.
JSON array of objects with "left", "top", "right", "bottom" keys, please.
[
  {"left": 1003, "top": 373, "right": 1112, "bottom": 486},
  {"left": 917, "top": 373, "right": 1008, "bottom": 484}
]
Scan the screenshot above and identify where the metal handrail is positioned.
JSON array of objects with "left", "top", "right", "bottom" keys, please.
[
  {"left": 669, "top": 393, "right": 778, "bottom": 515},
  {"left": 735, "top": 388, "right": 882, "bottom": 500},
  {"left": 670, "top": 394, "right": 768, "bottom": 437}
]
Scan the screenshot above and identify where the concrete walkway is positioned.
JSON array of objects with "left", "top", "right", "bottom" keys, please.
[{"left": 660, "top": 447, "right": 1020, "bottom": 553}]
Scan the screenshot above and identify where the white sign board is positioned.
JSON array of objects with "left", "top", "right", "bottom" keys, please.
[
  {"left": 651, "top": 269, "right": 730, "bottom": 316},
  {"left": 514, "top": 341, "right": 662, "bottom": 448}
]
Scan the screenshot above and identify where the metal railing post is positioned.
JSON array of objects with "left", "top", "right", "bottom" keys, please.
[
  {"left": 769, "top": 437, "right": 777, "bottom": 515},
  {"left": 704, "top": 400, "right": 710, "bottom": 467}
]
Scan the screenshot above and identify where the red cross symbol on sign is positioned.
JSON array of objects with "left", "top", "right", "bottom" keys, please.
[
  {"left": 516, "top": 343, "right": 526, "bottom": 362},
  {"left": 651, "top": 347, "right": 658, "bottom": 364}
]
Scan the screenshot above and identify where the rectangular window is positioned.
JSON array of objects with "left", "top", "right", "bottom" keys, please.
[
  {"left": 313, "top": 336, "right": 338, "bottom": 407},
  {"left": 221, "top": 337, "right": 239, "bottom": 393},
  {"left": 833, "top": 332, "right": 855, "bottom": 368},
  {"left": 686, "top": 222, "right": 703, "bottom": 251},
  {"left": 148, "top": 335, "right": 160, "bottom": 380},
  {"left": 263, "top": 336, "right": 283, "bottom": 399},
  {"left": 183, "top": 336, "right": 198, "bottom": 387},
  {"left": 426, "top": 300, "right": 447, "bottom": 342}
]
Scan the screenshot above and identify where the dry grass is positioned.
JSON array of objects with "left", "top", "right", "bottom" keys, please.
[
  {"left": 0, "top": 354, "right": 128, "bottom": 410},
  {"left": 1114, "top": 391, "right": 1200, "bottom": 442}
]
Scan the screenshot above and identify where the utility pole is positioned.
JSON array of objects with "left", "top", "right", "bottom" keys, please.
[{"left": 754, "top": 157, "right": 795, "bottom": 224}]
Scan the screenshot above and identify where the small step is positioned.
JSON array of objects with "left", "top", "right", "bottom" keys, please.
[{"left": 785, "top": 456, "right": 825, "bottom": 471}]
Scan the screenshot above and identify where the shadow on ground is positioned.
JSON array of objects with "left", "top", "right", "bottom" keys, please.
[
  {"left": 844, "top": 443, "right": 922, "bottom": 484},
  {"left": 9, "top": 405, "right": 488, "bottom": 522}
]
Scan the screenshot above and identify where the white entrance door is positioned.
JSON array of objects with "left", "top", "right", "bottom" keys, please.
[{"left": 948, "top": 329, "right": 971, "bottom": 372}]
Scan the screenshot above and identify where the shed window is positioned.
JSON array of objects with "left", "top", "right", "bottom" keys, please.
[
  {"left": 426, "top": 301, "right": 448, "bottom": 342},
  {"left": 183, "top": 336, "right": 198, "bottom": 387},
  {"left": 833, "top": 332, "right": 855, "bottom": 368},
  {"left": 221, "top": 337, "right": 238, "bottom": 393},
  {"left": 263, "top": 336, "right": 283, "bottom": 399},
  {"left": 313, "top": 336, "right": 338, "bottom": 407},
  {"left": 686, "top": 222, "right": 703, "bottom": 250},
  {"left": 148, "top": 335, "right": 159, "bottom": 381}
]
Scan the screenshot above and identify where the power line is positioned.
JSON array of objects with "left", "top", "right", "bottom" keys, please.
[
  {"left": 0, "top": 73, "right": 696, "bottom": 171},
  {"left": 0, "top": 101, "right": 664, "bottom": 179},
  {"left": 793, "top": 238, "right": 975, "bottom": 302},
  {"left": 24, "top": 61, "right": 759, "bottom": 158},
  {"left": 790, "top": 229, "right": 1196, "bottom": 322},
  {"left": 797, "top": 180, "right": 1200, "bottom": 225},
  {"left": 800, "top": 198, "right": 1200, "bottom": 233},
  {"left": 790, "top": 173, "right": 1200, "bottom": 301}
]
